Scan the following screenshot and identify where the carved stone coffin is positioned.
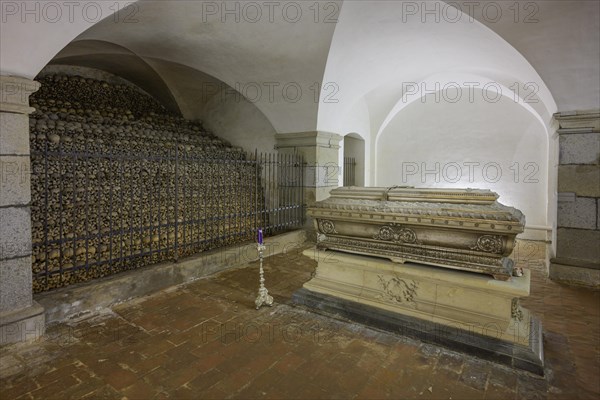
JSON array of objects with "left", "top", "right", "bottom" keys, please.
[{"left": 308, "top": 187, "right": 526, "bottom": 280}]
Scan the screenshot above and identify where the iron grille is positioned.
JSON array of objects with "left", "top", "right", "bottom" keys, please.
[
  {"left": 343, "top": 156, "right": 356, "bottom": 186},
  {"left": 30, "top": 141, "right": 304, "bottom": 293}
]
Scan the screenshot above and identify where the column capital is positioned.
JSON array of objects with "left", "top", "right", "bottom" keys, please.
[
  {"left": 554, "top": 109, "right": 600, "bottom": 134},
  {"left": 1, "top": 75, "right": 40, "bottom": 115},
  {"left": 275, "top": 131, "right": 342, "bottom": 150}
]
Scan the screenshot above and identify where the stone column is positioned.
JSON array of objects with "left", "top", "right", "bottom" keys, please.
[
  {"left": 0, "top": 75, "right": 45, "bottom": 344},
  {"left": 549, "top": 110, "right": 600, "bottom": 288},
  {"left": 275, "top": 131, "right": 342, "bottom": 204},
  {"left": 275, "top": 132, "right": 342, "bottom": 235}
]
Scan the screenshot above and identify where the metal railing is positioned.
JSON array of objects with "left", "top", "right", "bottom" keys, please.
[
  {"left": 343, "top": 156, "right": 356, "bottom": 186},
  {"left": 30, "top": 141, "right": 304, "bottom": 293}
]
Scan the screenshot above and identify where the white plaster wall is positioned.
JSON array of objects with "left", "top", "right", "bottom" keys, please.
[
  {"left": 377, "top": 91, "right": 549, "bottom": 235},
  {"left": 201, "top": 87, "right": 277, "bottom": 155}
]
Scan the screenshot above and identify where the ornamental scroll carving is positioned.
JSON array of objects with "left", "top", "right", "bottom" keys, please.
[
  {"left": 374, "top": 224, "right": 419, "bottom": 244},
  {"left": 318, "top": 219, "right": 338, "bottom": 235},
  {"left": 471, "top": 235, "right": 503, "bottom": 254},
  {"left": 323, "top": 236, "right": 501, "bottom": 265}
]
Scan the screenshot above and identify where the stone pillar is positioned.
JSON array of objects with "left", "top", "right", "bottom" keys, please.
[
  {"left": 549, "top": 110, "right": 600, "bottom": 288},
  {"left": 0, "top": 75, "right": 45, "bottom": 344},
  {"left": 275, "top": 132, "right": 342, "bottom": 204},
  {"left": 275, "top": 132, "right": 342, "bottom": 234}
]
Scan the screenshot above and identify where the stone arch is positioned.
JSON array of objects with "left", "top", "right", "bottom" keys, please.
[
  {"left": 315, "top": 1, "right": 561, "bottom": 239},
  {"left": 44, "top": 38, "right": 279, "bottom": 154},
  {"left": 0, "top": 1, "right": 143, "bottom": 78},
  {"left": 1, "top": 1, "right": 338, "bottom": 134},
  {"left": 48, "top": 39, "right": 182, "bottom": 115},
  {"left": 372, "top": 74, "right": 555, "bottom": 186},
  {"left": 375, "top": 87, "right": 551, "bottom": 239}
]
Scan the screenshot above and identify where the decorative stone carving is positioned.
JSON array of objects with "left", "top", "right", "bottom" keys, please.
[
  {"left": 376, "top": 275, "right": 418, "bottom": 304},
  {"left": 295, "top": 248, "right": 544, "bottom": 375},
  {"left": 373, "top": 224, "right": 419, "bottom": 244},
  {"left": 471, "top": 235, "right": 504, "bottom": 254},
  {"left": 308, "top": 186, "right": 525, "bottom": 280},
  {"left": 318, "top": 219, "right": 338, "bottom": 235}
]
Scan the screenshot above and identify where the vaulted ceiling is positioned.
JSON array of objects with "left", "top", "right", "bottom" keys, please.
[{"left": 1, "top": 0, "right": 598, "bottom": 134}]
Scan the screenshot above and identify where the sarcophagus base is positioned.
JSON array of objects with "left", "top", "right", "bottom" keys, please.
[{"left": 294, "top": 249, "right": 544, "bottom": 375}]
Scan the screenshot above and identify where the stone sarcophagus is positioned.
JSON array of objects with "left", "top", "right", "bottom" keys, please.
[{"left": 308, "top": 187, "right": 526, "bottom": 280}]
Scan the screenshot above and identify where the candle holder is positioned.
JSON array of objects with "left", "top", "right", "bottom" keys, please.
[{"left": 255, "top": 243, "right": 273, "bottom": 310}]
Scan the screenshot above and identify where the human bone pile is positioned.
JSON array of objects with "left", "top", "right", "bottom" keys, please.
[{"left": 29, "top": 74, "right": 263, "bottom": 292}]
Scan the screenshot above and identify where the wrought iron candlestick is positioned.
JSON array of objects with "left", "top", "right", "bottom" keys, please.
[{"left": 255, "top": 230, "right": 273, "bottom": 309}]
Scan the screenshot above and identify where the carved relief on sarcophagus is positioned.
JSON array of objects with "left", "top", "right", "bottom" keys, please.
[{"left": 307, "top": 187, "right": 526, "bottom": 281}]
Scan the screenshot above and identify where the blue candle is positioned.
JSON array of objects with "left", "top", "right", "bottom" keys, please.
[{"left": 258, "top": 229, "right": 263, "bottom": 244}]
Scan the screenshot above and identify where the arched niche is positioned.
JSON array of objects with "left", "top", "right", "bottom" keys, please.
[
  {"left": 376, "top": 88, "right": 549, "bottom": 240},
  {"left": 342, "top": 133, "right": 366, "bottom": 187}
]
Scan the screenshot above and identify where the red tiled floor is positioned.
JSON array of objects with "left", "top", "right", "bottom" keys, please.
[{"left": 1, "top": 240, "right": 599, "bottom": 399}]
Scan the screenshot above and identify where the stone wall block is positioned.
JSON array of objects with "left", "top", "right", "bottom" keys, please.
[
  {"left": 549, "top": 261, "right": 600, "bottom": 288},
  {"left": 0, "top": 155, "right": 31, "bottom": 207},
  {"left": 559, "top": 133, "right": 600, "bottom": 165},
  {"left": 0, "top": 257, "right": 32, "bottom": 313},
  {"left": 556, "top": 228, "right": 600, "bottom": 263},
  {"left": 557, "top": 195, "right": 597, "bottom": 229},
  {"left": 0, "top": 113, "right": 30, "bottom": 155},
  {"left": 0, "top": 207, "right": 32, "bottom": 259},
  {"left": 597, "top": 199, "right": 600, "bottom": 230},
  {"left": 558, "top": 165, "right": 600, "bottom": 197}
]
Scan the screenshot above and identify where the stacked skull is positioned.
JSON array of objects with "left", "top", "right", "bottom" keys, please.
[{"left": 29, "top": 74, "right": 263, "bottom": 293}]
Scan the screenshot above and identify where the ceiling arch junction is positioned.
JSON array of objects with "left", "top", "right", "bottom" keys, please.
[
  {"left": 1, "top": 1, "right": 597, "bottom": 137},
  {"left": 315, "top": 0, "right": 576, "bottom": 148}
]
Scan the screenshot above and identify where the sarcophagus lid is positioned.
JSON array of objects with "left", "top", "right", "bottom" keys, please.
[
  {"left": 329, "top": 186, "right": 500, "bottom": 204},
  {"left": 308, "top": 186, "right": 526, "bottom": 280}
]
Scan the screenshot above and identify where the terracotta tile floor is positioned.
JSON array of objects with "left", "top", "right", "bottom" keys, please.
[{"left": 1, "top": 240, "right": 599, "bottom": 399}]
